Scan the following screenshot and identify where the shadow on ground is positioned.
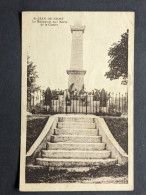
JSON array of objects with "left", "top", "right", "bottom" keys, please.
[{"left": 26, "top": 163, "right": 128, "bottom": 184}]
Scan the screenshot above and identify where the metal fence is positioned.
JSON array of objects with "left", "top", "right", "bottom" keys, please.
[
  {"left": 51, "top": 91, "right": 128, "bottom": 116},
  {"left": 28, "top": 90, "right": 128, "bottom": 116}
]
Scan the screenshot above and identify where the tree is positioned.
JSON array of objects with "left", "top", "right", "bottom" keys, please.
[
  {"left": 100, "top": 89, "right": 107, "bottom": 107},
  {"left": 44, "top": 87, "right": 52, "bottom": 107},
  {"left": 105, "top": 30, "right": 128, "bottom": 85},
  {"left": 27, "top": 55, "right": 40, "bottom": 110}
]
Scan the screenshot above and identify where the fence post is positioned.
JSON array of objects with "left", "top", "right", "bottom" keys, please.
[
  {"left": 114, "top": 93, "right": 116, "bottom": 111},
  {"left": 66, "top": 97, "right": 67, "bottom": 114},
  {"left": 79, "top": 96, "right": 80, "bottom": 113},
  {"left": 51, "top": 99, "right": 52, "bottom": 114},
  {"left": 73, "top": 94, "right": 74, "bottom": 113},
  {"left": 127, "top": 92, "right": 128, "bottom": 114},
  {"left": 109, "top": 93, "right": 111, "bottom": 114},
  {"left": 76, "top": 96, "right": 77, "bottom": 113},
  {"left": 116, "top": 94, "right": 117, "bottom": 111},
  {"left": 86, "top": 92, "right": 87, "bottom": 114},
  {"left": 122, "top": 94, "right": 123, "bottom": 114},
  {"left": 119, "top": 93, "right": 120, "bottom": 112},
  {"left": 93, "top": 91, "right": 94, "bottom": 113},
  {"left": 106, "top": 92, "right": 107, "bottom": 114}
]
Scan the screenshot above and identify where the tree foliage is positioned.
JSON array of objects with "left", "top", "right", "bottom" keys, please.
[
  {"left": 44, "top": 87, "right": 52, "bottom": 106},
  {"left": 27, "top": 55, "right": 39, "bottom": 107},
  {"left": 105, "top": 30, "right": 128, "bottom": 84}
]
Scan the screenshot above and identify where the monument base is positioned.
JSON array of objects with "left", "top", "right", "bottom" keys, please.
[{"left": 67, "top": 69, "right": 86, "bottom": 91}]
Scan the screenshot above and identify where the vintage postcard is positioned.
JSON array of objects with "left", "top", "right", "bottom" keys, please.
[{"left": 20, "top": 11, "right": 134, "bottom": 191}]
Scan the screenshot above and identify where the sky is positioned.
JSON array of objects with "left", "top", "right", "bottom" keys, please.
[{"left": 25, "top": 12, "right": 133, "bottom": 94}]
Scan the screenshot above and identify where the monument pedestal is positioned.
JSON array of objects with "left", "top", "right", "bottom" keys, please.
[{"left": 67, "top": 69, "right": 86, "bottom": 91}]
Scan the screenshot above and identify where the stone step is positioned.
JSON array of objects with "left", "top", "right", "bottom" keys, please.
[
  {"left": 58, "top": 117, "right": 94, "bottom": 123},
  {"left": 36, "top": 158, "right": 117, "bottom": 168},
  {"left": 57, "top": 122, "right": 96, "bottom": 129},
  {"left": 42, "top": 150, "right": 111, "bottom": 159},
  {"left": 47, "top": 142, "right": 106, "bottom": 151},
  {"left": 51, "top": 135, "right": 102, "bottom": 143},
  {"left": 54, "top": 128, "right": 99, "bottom": 136}
]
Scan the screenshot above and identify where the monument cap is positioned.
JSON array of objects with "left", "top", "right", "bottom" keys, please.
[{"left": 70, "top": 25, "right": 85, "bottom": 33}]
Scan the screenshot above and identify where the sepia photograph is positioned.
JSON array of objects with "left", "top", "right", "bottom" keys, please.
[{"left": 20, "top": 11, "right": 134, "bottom": 191}]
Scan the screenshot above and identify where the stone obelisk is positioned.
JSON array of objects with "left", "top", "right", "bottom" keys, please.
[{"left": 67, "top": 25, "right": 86, "bottom": 91}]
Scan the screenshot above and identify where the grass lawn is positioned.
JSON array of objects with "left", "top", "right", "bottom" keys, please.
[
  {"left": 104, "top": 117, "right": 128, "bottom": 154},
  {"left": 26, "top": 115, "right": 50, "bottom": 152}
]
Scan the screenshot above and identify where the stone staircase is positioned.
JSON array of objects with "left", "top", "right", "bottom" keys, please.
[{"left": 36, "top": 116, "right": 117, "bottom": 171}]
